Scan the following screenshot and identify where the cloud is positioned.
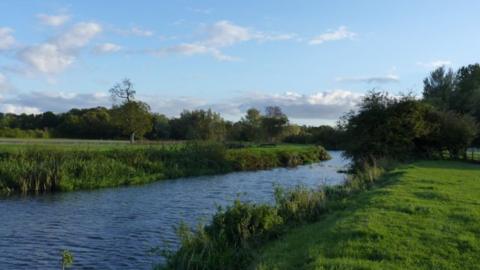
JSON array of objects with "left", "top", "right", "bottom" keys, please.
[
  {"left": 203, "top": 20, "right": 253, "bottom": 47},
  {"left": 417, "top": 60, "right": 452, "bottom": 69},
  {"left": 0, "top": 27, "right": 15, "bottom": 50},
  {"left": 188, "top": 7, "right": 213, "bottom": 14},
  {"left": 54, "top": 22, "right": 102, "bottom": 50},
  {"left": 19, "top": 43, "right": 75, "bottom": 74},
  {"left": 209, "top": 90, "right": 362, "bottom": 120},
  {"left": 0, "top": 104, "right": 41, "bottom": 114},
  {"left": 18, "top": 22, "right": 102, "bottom": 74},
  {"left": 309, "top": 26, "right": 356, "bottom": 45},
  {"left": 153, "top": 20, "right": 293, "bottom": 61},
  {"left": 94, "top": 43, "right": 122, "bottom": 54},
  {"left": 157, "top": 43, "right": 238, "bottom": 61},
  {"left": 36, "top": 14, "right": 70, "bottom": 27},
  {"left": 5, "top": 91, "right": 110, "bottom": 113},
  {"left": 336, "top": 74, "right": 399, "bottom": 84},
  {"left": 115, "top": 26, "right": 154, "bottom": 37},
  {"left": 146, "top": 95, "right": 207, "bottom": 116},
  {"left": 2, "top": 89, "right": 361, "bottom": 123}
]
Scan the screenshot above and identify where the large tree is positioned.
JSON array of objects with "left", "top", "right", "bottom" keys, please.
[
  {"left": 452, "top": 64, "right": 480, "bottom": 119},
  {"left": 262, "top": 106, "right": 288, "bottom": 143},
  {"left": 109, "top": 79, "right": 152, "bottom": 143},
  {"left": 423, "top": 66, "right": 455, "bottom": 110},
  {"left": 240, "top": 108, "right": 263, "bottom": 141},
  {"left": 170, "top": 109, "right": 226, "bottom": 141},
  {"left": 112, "top": 101, "right": 152, "bottom": 143}
]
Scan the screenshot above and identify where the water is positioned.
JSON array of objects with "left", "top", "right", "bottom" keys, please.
[{"left": 0, "top": 151, "right": 348, "bottom": 269}]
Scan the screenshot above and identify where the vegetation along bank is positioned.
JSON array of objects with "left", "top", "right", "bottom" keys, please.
[
  {"left": 0, "top": 142, "right": 330, "bottom": 194},
  {"left": 158, "top": 160, "right": 480, "bottom": 270}
]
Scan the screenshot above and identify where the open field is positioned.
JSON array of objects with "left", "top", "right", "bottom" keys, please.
[{"left": 254, "top": 160, "right": 480, "bottom": 270}]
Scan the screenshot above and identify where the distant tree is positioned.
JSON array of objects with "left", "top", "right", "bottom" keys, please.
[
  {"left": 112, "top": 101, "right": 152, "bottom": 143},
  {"left": 147, "top": 113, "right": 171, "bottom": 140},
  {"left": 109, "top": 79, "right": 152, "bottom": 143},
  {"left": 109, "top": 78, "right": 136, "bottom": 103},
  {"left": 423, "top": 66, "right": 455, "bottom": 110},
  {"left": 170, "top": 109, "right": 226, "bottom": 141},
  {"left": 239, "top": 108, "right": 263, "bottom": 141},
  {"left": 262, "top": 106, "right": 288, "bottom": 143},
  {"left": 40, "top": 111, "right": 59, "bottom": 130}
]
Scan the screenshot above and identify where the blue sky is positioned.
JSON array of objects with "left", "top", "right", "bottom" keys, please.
[{"left": 0, "top": 0, "right": 479, "bottom": 125}]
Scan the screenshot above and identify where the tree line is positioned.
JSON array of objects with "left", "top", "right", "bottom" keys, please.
[
  {"left": 342, "top": 63, "right": 480, "bottom": 165},
  {"left": 0, "top": 78, "right": 341, "bottom": 146}
]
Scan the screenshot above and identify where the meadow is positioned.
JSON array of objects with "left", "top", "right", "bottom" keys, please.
[
  {"left": 255, "top": 161, "right": 480, "bottom": 269},
  {"left": 0, "top": 140, "right": 330, "bottom": 194}
]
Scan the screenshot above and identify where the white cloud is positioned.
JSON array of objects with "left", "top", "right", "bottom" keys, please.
[
  {"left": 417, "top": 60, "right": 452, "bottom": 69},
  {"left": 216, "top": 90, "right": 362, "bottom": 120},
  {"left": 0, "top": 27, "right": 15, "bottom": 50},
  {"left": 2, "top": 89, "right": 361, "bottom": 124},
  {"left": 256, "top": 33, "right": 297, "bottom": 42},
  {"left": 19, "top": 43, "right": 75, "bottom": 74},
  {"left": 0, "top": 104, "right": 41, "bottom": 114},
  {"left": 116, "top": 26, "right": 154, "bottom": 37},
  {"left": 54, "top": 22, "right": 102, "bottom": 50},
  {"left": 18, "top": 22, "right": 102, "bottom": 74},
  {"left": 157, "top": 43, "right": 238, "bottom": 61},
  {"left": 36, "top": 14, "right": 70, "bottom": 27},
  {"left": 188, "top": 7, "right": 213, "bottom": 14},
  {"left": 336, "top": 74, "right": 399, "bottom": 84},
  {"left": 309, "top": 26, "right": 356, "bottom": 45},
  {"left": 149, "top": 90, "right": 362, "bottom": 121},
  {"left": 94, "top": 43, "right": 122, "bottom": 54},
  {"left": 154, "top": 20, "right": 292, "bottom": 61},
  {"left": 6, "top": 91, "right": 110, "bottom": 112},
  {"left": 203, "top": 20, "right": 253, "bottom": 47}
]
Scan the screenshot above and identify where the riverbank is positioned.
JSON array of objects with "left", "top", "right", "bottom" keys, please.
[
  {"left": 255, "top": 160, "right": 480, "bottom": 269},
  {"left": 0, "top": 142, "right": 330, "bottom": 194}
]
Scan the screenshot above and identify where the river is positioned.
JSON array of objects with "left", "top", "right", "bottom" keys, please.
[{"left": 0, "top": 151, "right": 348, "bottom": 269}]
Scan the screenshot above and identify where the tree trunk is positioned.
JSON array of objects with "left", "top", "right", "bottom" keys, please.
[{"left": 130, "top": 132, "right": 135, "bottom": 144}]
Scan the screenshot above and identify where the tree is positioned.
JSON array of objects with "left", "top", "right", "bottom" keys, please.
[
  {"left": 341, "top": 91, "right": 431, "bottom": 163},
  {"left": 109, "top": 79, "right": 152, "bottom": 143},
  {"left": 262, "top": 106, "right": 288, "bottom": 143},
  {"left": 423, "top": 66, "right": 455, "bottom": 110},
  {"left": 147, "top": 113, "right": 171, "bottom": 140},
  {"left": 109, "top": 78, "right": 136, "bottom": 102},
  {"left": 452, "top": 64, "right": 480, "bottom": 119},
  {"left": 112, "top": 101, "right": 152, "bottom": 143},
  {"left": 423, "top": 110, "right": 478, "bottom": 159},
  {"left": 169, "top": 109, "right": 226, "bottom": 141},
  {"left": 240, "top": 108, "right": 263, "bottom": 141}
]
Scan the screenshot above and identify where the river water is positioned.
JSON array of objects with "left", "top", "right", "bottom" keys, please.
[{"left": 0, "top": 151, "right": 348, "bottom": 269}]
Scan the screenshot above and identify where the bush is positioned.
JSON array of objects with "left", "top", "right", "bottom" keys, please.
[
  {"left": 275, "top": 186, "right": 327, "bottom": 224},
  {"left": 160, "top": 201, "right": 283, "bottom": 270}
]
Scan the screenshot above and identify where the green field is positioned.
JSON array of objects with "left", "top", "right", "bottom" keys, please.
[{"left": 255, "top": 161, "right": 480, "bottom": 270}]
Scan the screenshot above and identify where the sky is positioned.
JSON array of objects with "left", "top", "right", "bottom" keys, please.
[{"left": 0, "top": 0, "right": 479, "bottom": 125}]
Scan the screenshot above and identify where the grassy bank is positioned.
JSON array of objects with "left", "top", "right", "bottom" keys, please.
[
  {"left": 0, "top": 142, "right": 329, "bottom": 194},
  {"left": 255, "top": 161, "right": 480, "bottom": 269},
  {"left": 157, "top": 158, "right": 382, "bottom": 270}
]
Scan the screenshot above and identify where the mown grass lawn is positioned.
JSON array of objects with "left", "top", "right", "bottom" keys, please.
[{"left": 255, "top": 160, "right": 480, "bottom": 270}]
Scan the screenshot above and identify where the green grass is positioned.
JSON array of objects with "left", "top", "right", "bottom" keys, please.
[
  {"left": 0, "top": 142, "right": 329, "bottom": 194},
  {"left": 255, "top": 160, "right": 480, "bottom": 270}
]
